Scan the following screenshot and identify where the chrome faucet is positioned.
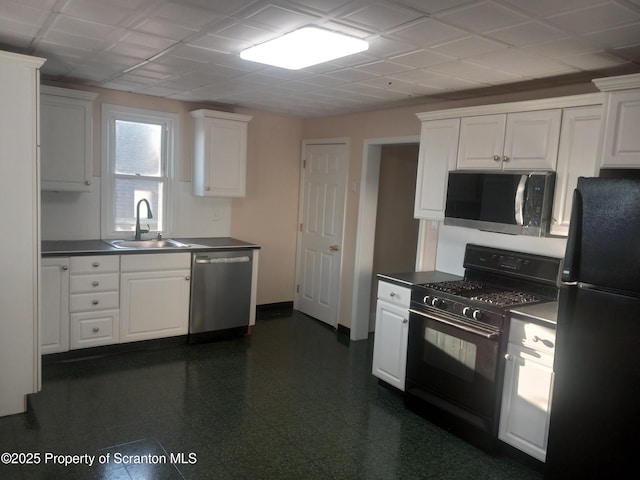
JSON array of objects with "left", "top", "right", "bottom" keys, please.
[{"left": 135, "top": 199, "right": 153, "bottom": 240}]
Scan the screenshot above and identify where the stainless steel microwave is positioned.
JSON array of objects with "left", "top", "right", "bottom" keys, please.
[{"left": 444, "top": 171, "right": 555, "bottom": 236}]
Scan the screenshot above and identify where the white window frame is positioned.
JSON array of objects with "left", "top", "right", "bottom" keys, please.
[{"left": 101, "top": 104, "right": 179, "bottom": 239}]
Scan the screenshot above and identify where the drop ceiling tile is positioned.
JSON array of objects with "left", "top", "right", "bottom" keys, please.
[
  {"left": 168, "top": 44, "right": 224, "bottom": 63},
  {"left": 119, "top": 30, "right": 177, "bottom": 51},
  {"left": 401, "top": 69, "right": 483, "bottom": 89},
  {"left": 51, "top": 15, "right": 120, "bottom": 39},
  {"left": 106, "top": 42, "right": 161, "bottom": 60},
  {"left": 1, "top": 1, "right": 51, "bottom": 27},
  {"left": 487, "top": 21, "right": 568, "bottom": 47},
  {"left": 427, "top": 59, "right": 522, "bottom": 83},
  {"left": 436, "top": 1, "right": 529, "bottom": 34},
  {"left": 158, "top": 0, "right": 257, "bottom": 16},
  {"left": 60, "top": 0, "right": 135, "bottom": 26},
  {"left": 500, "top": 0, "right": 606, "bottom": 18},
  {"left": 560, "top": 51, "right": 631, "bottom": 70},
  {"left": 390, "top": 49, "right": 457, "bottom": 68},
  {"left": 216, "top": 22, "right": 273, "bottom": 46},
  {"left": 366, "top": 36, "right": 419, "bottom": 59},
  {"left": 614, "top": 43, "right": 640, "bottom": 62},
  {"left": 431, "top": 35, "right": 508, "bottom": 58},
  {"left": 395, "top": 0, "right": 477, "bottom": 15},
  {"left": 153, "top": 2, "right": 223, "bottom": 30},
  {"left": 133, "top": 18, "right": 198, "bottom": 41},
  {"left": 389, "top": 17, "right": 467, "bottom": 47},
  {"left": 547, "top": 3, "right": 640, "bottom": 34},
  {"left": 583, "top": 23, "right": 640, "bottom": 49},
  {"left": 0, "top": 28, "right": 35, "bottom": 49},
  {"left": 42, "top": 29, "right": 107, "bottom": 51},
  {"left": 354, "top": 59, "right": 412, "bottom": 75},
  {"left": 324, "top": 68, "right": 378, "bottom": 82},
  {"left": 523, "top": 38, "right": 600, "bottom": 59},
  {"left": 468, "top": 48, "right": 577, "bottom": 77},
  {"left": 340, "top": 2, "right": 425, "bottom": 32},
  {"left": 244, "top": 3, "right": 318, "bottom": 30}
]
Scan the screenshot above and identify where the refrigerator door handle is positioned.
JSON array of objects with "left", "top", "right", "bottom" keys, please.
[{"left": 562, "top": 187, "right": 583, "bottom": 282}]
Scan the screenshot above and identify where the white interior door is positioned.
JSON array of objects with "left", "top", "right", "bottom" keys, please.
[{"left": 296, "top": 142, "right": 348, "bottom": 328}]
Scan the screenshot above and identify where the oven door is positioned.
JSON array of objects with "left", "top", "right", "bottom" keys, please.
[{"left": 405, "top": 307, "right": 501, "bottom": 423}]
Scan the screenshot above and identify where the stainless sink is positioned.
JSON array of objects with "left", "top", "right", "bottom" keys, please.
[{"left": 108, "top": 239, "right": 190, "bottom": 249}]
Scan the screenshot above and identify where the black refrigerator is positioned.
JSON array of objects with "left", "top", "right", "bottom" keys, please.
[{"left": 545, "top": 177, "right": 640, "bottom": 479}]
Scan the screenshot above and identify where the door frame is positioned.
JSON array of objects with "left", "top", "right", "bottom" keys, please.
[
  {"left": 294, "top": 138, "right": 350, "bottom": 327},
  {"left": 351, "top": 135, "right": 436, "bottom": 341}
]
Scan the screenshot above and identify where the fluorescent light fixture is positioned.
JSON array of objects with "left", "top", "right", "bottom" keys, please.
[{"left": 240, "top": 27, "right": 369, "bottom": 70}]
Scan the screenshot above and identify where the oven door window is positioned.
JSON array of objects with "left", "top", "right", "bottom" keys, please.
[
  {"left": 407, "top": 310, "right": 499, "bottom": 418},
  {"left": 424, "top": 328, "right": 477, "bottom": 382}
]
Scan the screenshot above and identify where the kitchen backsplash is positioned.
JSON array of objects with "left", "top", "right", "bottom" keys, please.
[{"left": 40, "top": 178, "right": 232, "bottom": 240}]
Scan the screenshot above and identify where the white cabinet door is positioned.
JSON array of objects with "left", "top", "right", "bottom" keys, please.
[
  {"left": 458, "top": 110, "right": 561, "bottom": 171},
  {"left": 120, "top": 269, "right": 191, "bottom": 342},
  {"left": 503, "top": 109, "right": 561, "bottom": 171},
  {"left": 120, "top": 253, "right": 191, "bottom": 343},
  {"left": 499, "top": 344, "right": 554, "bottom": 462},
  {"left": 191, "top": 109, "right": 252, "bottom": 197},
  {"left": 41, "top": 258, "right": 70, "bottom": 354},
  {"left": 414, "top": 118, "right": 460, "bottom": 220},
  {"left": 457, "top": 114, "right": 506, "bottom": 170},
  {"left": 40, "top": 86, "right": 97, "bottom": 191},
  {"left": 600, "top": 89, "right": 640, "bottom": 167},
  {"left": 551, "top": 105, "right": 602, "bottom": 236},
  {"left": 372, "top": 300, "right": 409, "bottom": 390}
]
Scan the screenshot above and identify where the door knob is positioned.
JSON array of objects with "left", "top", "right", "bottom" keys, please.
[{"left": 329, "top": 245, "right": 339, "bottom": 251}]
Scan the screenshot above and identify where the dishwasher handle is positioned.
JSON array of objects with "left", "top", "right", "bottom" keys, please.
[{"left": 195, "top": 255, "right": 251, "bottom": 264}]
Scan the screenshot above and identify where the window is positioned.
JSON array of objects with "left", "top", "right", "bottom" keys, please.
[{"left": 101, "top": 105, "right": 179, "bottom": 238}]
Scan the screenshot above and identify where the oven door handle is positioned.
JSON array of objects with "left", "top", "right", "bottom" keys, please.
[{"left": 409, "top": 308, "right": 499, "bottom": 340}]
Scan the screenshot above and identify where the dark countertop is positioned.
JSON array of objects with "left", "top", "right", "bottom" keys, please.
[
  {"left": 510, "top": 301, "right": 558, "bottom": 327},
  {"left": 42, "top": 237, "right": 260, "bottom": 256},
  {"left": 377, "top": 270, "right": 463, "bottom": 287}
]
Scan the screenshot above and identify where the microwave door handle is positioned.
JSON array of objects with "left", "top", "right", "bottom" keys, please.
[{"left": 514, "top": 174, "right": 527, "bottom": 226}]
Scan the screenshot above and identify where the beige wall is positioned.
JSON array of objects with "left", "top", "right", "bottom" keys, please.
[
  {"left": 302, "top": 81, "right": 598, "bottom": 329},
  {"left": 231, "top": 109, "right": 304, "bottom": 305}
]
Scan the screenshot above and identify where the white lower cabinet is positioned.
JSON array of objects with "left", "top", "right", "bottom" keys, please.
[
  {"left": 71, "top": 310, "right": 119, "bottom": 349},
  {"left": 120, "top": 253, "right": 191, "bottom": 343},
  {"left": 499, "top": 318, "right": 556, "bottom": 462},
  {"left": 40, "top": 258, "right": 70, "bottom": 354},
  {"left": 372, "top": 281, "right": 411, "bottom": 391}
]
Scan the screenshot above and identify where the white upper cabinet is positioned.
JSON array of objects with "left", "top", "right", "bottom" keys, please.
[
  {"left": 551, "top": 105, "right": 602, "bottom": 236},
  {"left": 594, "top": 73, "right": 640, "bottom": 168},
  {"left": 457, "top": 109, "right": 562, "bottom": 171},
  {"left": 191, "top": 109, "right": 252, "bottom": 197},
  {"left": 414, "top": 117, "right": 460, "bottom": 220},
  {"left": 40, "top": 86, "right": 97, "bottom": 191}
]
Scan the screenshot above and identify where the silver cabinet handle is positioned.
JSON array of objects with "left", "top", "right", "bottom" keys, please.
[
  {"left": 505, "top": 353, "right": 513, "bottom": 361},
  {"left": 402, "top": 318, "right": 408, "bottom": 324},
  {"left": 85, "top": 180, "right": 92, "bottom": 185},
  {"left": 62, "top": 265, "right": 69, "bottom": 271},
  {"left": 205, "top": 186, "right": 211, "bottom": 191},
  {"left": 185, "top": 276, "right": 190, "bottom": 281},
  {"left": 92, "top": 327, "right": 100, "bottom": 333},
  {"left": 532, "top": 335, "right": 540, "bottom": 342},
  {"left": 92, "top": 281, "right": 99, "bottom": 287},
  {"left": 92, "top": 299, "right": 99, "bottom": 305},
  {"left": 502, "top": 155, "right": 510, "bottom": 162},
  {"left": 493, "top": 155, "right": 500, "bottom": 161},
  {"left": 389, "top": 292, "right": 396, "bottom": 297},
  {"left": 92, "top": 262, "right": 100, "bottom": 268}
]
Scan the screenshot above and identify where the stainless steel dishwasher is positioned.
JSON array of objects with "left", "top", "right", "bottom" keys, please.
[{"left": 189, "top": 250, "right": 253, "bottom": 341}]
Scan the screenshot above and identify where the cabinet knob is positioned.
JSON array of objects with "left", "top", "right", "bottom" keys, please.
[
  {"left": 505, "top": 353, "right": 513, "bottom": 361},
  {"left": 185, "top": 276, "right": 190, "bottom": 281},
  {"left": 93, "top": 262, "right": 100, "bottom": 268},
  {"left": 92, "top": 281, "right": 100, "bottom": 287},
  {"left": 205, "top": 186, "right": 211, "bottom": 191},
  {"left": 92, "top": 327, "right": 100, "bottom": 333},
  {"left": 92, "top": 299, "right": 99, "bottom": 305},
  {"left": 532, "top": 336, "right": 540, "bottom": 342},
  {"left": 62, "top": 265, "right": 69, "bottom": 271},
  {"left": 389, "top": 292, "right": 396, "bottom": 297},
  {"left": 502, "top": 155, "right": 510, "bottom": 162},
  {"left": 402, "top": 318, "right": 408, "bottom": 324},
  {"left": 493, "top": 155, "right": 500, "bottom": 161},
  {"left": 85, "top": 180, "right": 92, "bottom": 186}
]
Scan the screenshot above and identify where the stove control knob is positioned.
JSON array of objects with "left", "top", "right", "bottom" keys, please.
[
  {"left": 463, "top": 306, "right": 472, "bottom": 317},
  {"left": 472, "top": 309, "right": 484, "bottom": 321},
  {"left": 430, "top": 297, "right": 442, "bottom": 307}
]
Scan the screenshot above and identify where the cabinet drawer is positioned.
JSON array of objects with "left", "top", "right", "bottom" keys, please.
[
  {"left": 70, "top": 273, "right": 119, "bottom": 293},
  {"left": 70, "top": 291, "right": 119, "bottom": 312},
  {"left": 509, "top": 318, "right": 556, "bottom": 354},
  {"left": 377, "top": 281, "right": 411, "bottom": 308},
  {"left": 70, "top": 310, "right": 119, "bottom": 349},
  {"left": 70, "top": 255, "right": 119, "bottom": 274}
]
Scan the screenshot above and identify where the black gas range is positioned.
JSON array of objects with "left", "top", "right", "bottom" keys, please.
[{"left": 405, "top": 244, "right": 561, "bottom": 451}]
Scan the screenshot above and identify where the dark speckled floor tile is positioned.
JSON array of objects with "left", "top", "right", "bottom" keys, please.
[{"left": 0, "top": 310, "right": 543, "bottom": 480}]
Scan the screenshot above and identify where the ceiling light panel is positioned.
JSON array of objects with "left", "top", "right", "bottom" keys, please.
[{"left": 240, "top": 27, "right": 369, "bottom": 70}]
